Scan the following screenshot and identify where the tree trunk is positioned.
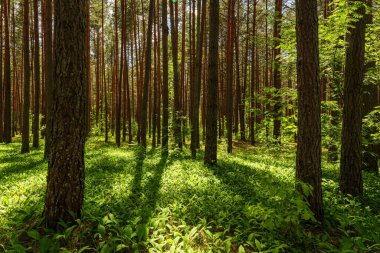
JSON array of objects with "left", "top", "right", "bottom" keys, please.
[
  {"left": 152, "top": 4, "right": 158, "bottom": 148},
  {"left": 250, "top": 0, "right": 257, "bottom": 145},
  {"left": 44, "top": 0, "right": 53, "bottom": 158},
  {"left": 273, "top": 0, "right": 282, "bottom": 142},
  {"left": 204, "top": 0, "right": 219, "bottom": 166},
  {"left": 162, "top": 0, "right": 169, "bottom": 155},
  {"left": 234, "top": 3, "right": 241, "bottom": 138},
  {"left": 361, "top": 0, "right": 378, "bottom": 174},
  {"left": 155, "top": 0, "right": 161, "bottom": 146},
  {"left": 32, "top": 0, "right": 40, "bottom": 148},
  {"left": 115, "top": 0, "right": 121, "bottom": 147},
  {"left": 169, "top": 1, "right": 182, "bottom": 149},
  {"left": 264, "top": 0, "right": 270, "bottom": 141},
  {"left": 295, "top": 0, "right": 324, "bottom": 221},
  {"left": 191, "top": 0, "right": 206, "bottom": 157},
  {"left": 44, "top": 0, "right": 87, "bottom": 229},
  {"left": 226, "top": 0, "right": 234, "bottom": 153},
  {"left": 340, "top": 0, "right": 366, "bottom": 196},
  {"left": 240, "top": 0, "right": 249, "bottom": 142},
  {"left": 140, "top": 0, "right": 155, "bottom": 149},
  {"left": 96, "top": 30, "right": 100, "bottom": 126},
  {"left": 3, "top": 0, "right": 12, "bottom": 143},
  {"left": 85, "top": 0, "right": 91, "bottom": 136},
  {"left": 0, "top": 2, "right": 4, "bottom": 142},
  {"left": 21, "top": 0, "right": 31, "bottom": 153}
]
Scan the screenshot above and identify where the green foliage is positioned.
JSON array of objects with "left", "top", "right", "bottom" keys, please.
[
  {"left": 1, "top": 138, "right": 380, "bottom": 252},
  {"left": 254, "top": 87, "right": 298, "bottom": 144},
  {"left": 321, "top": 101, "right": 342, "bottom": 150},
  {"left": 362, "top": 106, "right": 380, "bottom": 146}
]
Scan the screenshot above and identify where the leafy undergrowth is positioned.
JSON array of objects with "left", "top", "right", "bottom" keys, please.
[{"left": 1, "top": 138, "right": 380, "bottom": 252}]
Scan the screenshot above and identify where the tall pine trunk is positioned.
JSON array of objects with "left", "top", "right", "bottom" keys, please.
[
  {"left": 169, "top": 1, "right": 182, "bottom": 149},
  {"left": 162, "top": 0, "right": 169, "bottom": 155},
  {"left": 32, "top": 0, "right": 40, "bottom": 148},
  {"left": 226, "top": 0, "right": 234, "bottom": 153},
  {"left": 3, "top": 0, "right": 12, "bottom": 143},
  {"left": 21, "top": 0, "right": 31, "bottom": 153},
  {"left": 0, "top": 2, "right": 4, "bottom": 142},
  {"left": 340, "top": 0, "right": 366, "bottom": 196},
  {"left": 295, "top": 0, "right": 324, "bottom": 221},
  {"left": 273, "top": 0, "right": 282, "bottom": 142},
  {"left": 44, "top": 0, "right": 53, "bottom": 158},
  {"left": 204, "top": 0, "right": 219, "bottom": 166},
  {"left": 44, "top": 0, "right": 87, "bottom": 229},
  {"left": 191, "top": 0, "right": 206, "bottom": 157},
  {"left": 362, "top": 0, "right": 378, "bottom": 173},
  {"left": 141, "top": 0, "right": 155, "bottom": 149}
]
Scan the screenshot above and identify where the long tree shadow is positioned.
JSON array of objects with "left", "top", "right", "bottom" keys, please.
[
  {"left": 136, "top": 156, "right": 167, "bottom": 223},
  {"left": 0, "top": 161, "right": 46, "bottom": 187},
  {"left": 124, "top": 149, "right": 167, "bottom": 249},
  {"left": 86, "top": 145, "right": 168, "bottom": 251},
  {"left": 126, "top": 146, "right": 147, "bottom": 209},
  {"left": 210, "top": 157, "right": 295, "bottom": 208},
  {"left": 84, "top": 144, "right": 168, "bottom": 249}
]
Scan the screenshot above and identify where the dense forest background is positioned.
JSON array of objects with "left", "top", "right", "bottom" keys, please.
[
  {"left": 0, "top": 0, "right": 380, "bottom": 252},
  {"left": 0, "top": 0, "right": 378, "bottom": 153}
]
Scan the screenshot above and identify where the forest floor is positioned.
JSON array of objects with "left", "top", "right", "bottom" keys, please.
[{"left": 0, "top": 137, "right": 380, "bottom": 252}]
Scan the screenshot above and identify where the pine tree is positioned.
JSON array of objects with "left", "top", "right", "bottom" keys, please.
[
  {"left": 340, "top": 0, "right": 366, "bottom": 196},
  {"left": 3, "top": 0, "right": 12, "bottom": 143},
  {"left": 32, "top": 0, "right": 40, "bottom": 148},
  {"left": 295, "top": 0, "right": 324, "bottom": 221},
  {"left": 21, "top": 0, "right": 31, "bottom": 153},
  {"left": 44, "top": 0, "right": 87, "bottom": 228},
  {"left": 204, "top": 0, "right": 220, "bottom": 166},
  {"left": 162, "top": 0, "right": 169, "bottom": 155},
  {"left": 141, "top": 0, "right": 155, "bottom": 149}
]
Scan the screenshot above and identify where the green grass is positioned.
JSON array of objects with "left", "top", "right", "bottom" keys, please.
[{"left": 1, "top": 138, "right": 380, "bottom": 252}]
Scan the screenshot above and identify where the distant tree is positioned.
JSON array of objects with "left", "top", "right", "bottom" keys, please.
[
  {"left": 3, "top": 0, "right": 12, "bottom": 143},
  {"left": 264, "top": 0, "right": 270, "bottom": 141},
  {"left": 21, "top": 0, "right": 30, "bottom": 153},
  {"left": 295, "top": 0, "right": 324, "bottom": 221},
  {"left": 362, "top": 0, "right": 378, "bottom": 174},
  {"left": 141, "top": 0, "right": 155, "bottom": 149},
  {"left": 32, "top": 0, "right": 40, "bottom": 148},
  {"left": 273, "top": 0, "right": 283, "bottom": 142},
  {"left": 191, "top": 0, "right": 206, "bottom": 158},
  {"left": 152, "top": 0, "right": 162, "bottom": 148},
  {"left": 250, "top": 0, "right": 257, "bottom": 145},
  {"left": 169, "top": 0, "right": 182, "bottom": 149},
  {"left": 11, "top": 3, "right": 18, "bottom": 137},
  {"left": 204, "top": 0, "right": 219, "bottom": 166},
  {"left": 240, "top": 0, "right": 250, "bottom": 142},
  {"left": 234, "top": 1, "right": 241, "bottom": 138},
  {"left": 44, "top": 0, "right": 87, "bottom": 228},
  {"left": 114, "top": 0, "right": 121, "bottom": 147},
  {"left": 85, "top": 0, "right": 91, "bottom": 136},
  {"left": 226, "top": 0, "right": 234, "bottom": 153},
  {"left": 44, "top": 0, "right": 53, "bottom": 158},
  {"left": 340, "top": 0, "right": 366, "bottom": 196},
  {"left": 112, "top": 0, "right": 124, "bottom": 147},
  {"left": 182, "top": 0, "right": 188, "bottom": 146},
  {"left": 122, "top": 0, "right": 131, "bottom": 144},
  {"left": 162, "top": 0, "right": 169, "bottom": 155}
]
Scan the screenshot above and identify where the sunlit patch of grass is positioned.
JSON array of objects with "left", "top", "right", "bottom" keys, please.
[
  {"left": 0, "top": 140, "right": 46, "bottom": 246},
  {"left": 0, "top": 137, "right": 380, "bottom": 252}
]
